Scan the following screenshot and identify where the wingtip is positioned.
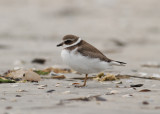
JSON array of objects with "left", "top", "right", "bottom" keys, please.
[
  {"left": 118, "top": 61, "right": 127, "bottom": 65},
  {"left": 111, "top": 61, "right": 127, "bottom": 66}
]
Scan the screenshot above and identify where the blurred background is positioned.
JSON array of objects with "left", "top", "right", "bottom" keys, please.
[{"left": 0, "top": 0, "right": 160, "bottom": 73}]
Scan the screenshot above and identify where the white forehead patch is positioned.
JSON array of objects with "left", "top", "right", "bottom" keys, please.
[{"left": 63, "top": 37, "right": 82, "bottom": 48}]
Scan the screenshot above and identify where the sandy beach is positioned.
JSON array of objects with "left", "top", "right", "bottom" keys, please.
[{"left": 0, "top": 0, "right": 160, "bottom": 114}]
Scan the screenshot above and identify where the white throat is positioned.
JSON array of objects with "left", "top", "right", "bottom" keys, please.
[{"left": 63, "top": 37, "right": 82, "bottom": 48}]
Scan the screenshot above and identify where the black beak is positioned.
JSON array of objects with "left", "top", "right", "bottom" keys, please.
[{"left": 57, "top": 42, "right": 64, "bottom": 47}]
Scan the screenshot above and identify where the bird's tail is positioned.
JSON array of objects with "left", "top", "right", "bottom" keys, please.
[{"left": 110, "top": 60, "right": 126, "bottom": 66}]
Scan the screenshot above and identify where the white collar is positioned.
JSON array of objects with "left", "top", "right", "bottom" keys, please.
[{"left": 64, "top": 37, "right": 82, "bottom": 48}]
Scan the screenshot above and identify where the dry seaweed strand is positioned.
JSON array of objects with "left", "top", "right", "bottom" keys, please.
[
  {"left": 70, "top": 74, "right": 160, "bottom": 81},
  {"left": 57, "top": 95, "right": 107, "bottom": 105},
  {"left": 116, "top": 74, "right": 160, "bottom": 80},
  {"left": 42, "top": 67, "right": 72, "bottom": 73},
  {"left": 70, "top": 76, "right": 95, "bottom": 80},
  {"left": 51, "top": 75, "right": 66, "bottom": 79}
]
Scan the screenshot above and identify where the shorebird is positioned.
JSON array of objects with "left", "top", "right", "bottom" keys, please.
[{"left": 57, "top": 35, "right": 126, "bottom": 87}]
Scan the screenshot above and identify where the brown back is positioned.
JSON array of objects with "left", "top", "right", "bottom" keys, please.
[{"left": 65, "top": 40, "right": 112, "bottom": 62}]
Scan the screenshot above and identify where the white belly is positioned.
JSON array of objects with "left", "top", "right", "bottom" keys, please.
[{"left": 61, "top": 48, "right": 112, "bottom": 74}]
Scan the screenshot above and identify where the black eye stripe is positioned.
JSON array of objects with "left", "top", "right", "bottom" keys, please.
[{"left": 64, "top": 40, "right": 72, "bottom": 44}]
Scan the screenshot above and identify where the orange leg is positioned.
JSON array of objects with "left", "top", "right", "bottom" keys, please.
[{"left": 75, "top": 74, "right": 88, "bottom": 87}]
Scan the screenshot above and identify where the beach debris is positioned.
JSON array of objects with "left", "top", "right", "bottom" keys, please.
[
  {"left": 61, "top": 95, "right": 106, "bottom": 103},
  {"left": 16, "top": 89, "right": 28, "bottom": 92},
  {"left": 34, "top": 70, "right": 50, "bottom": 75},
  {"left": 52, "top": 75, "right": 66, "bottom": 79},
  {"left": 116, "top": 74, "right": 160, "bottom": 81},
  {"left": 151, "top": 73, "right": 160, "bottom": 78},
  {"left": 32, "top": 58, "right": 46, "bottom": 64},
  {"left": 72, "top": 83, "right": 80, "bottom": 85},
  {"left": 142, "top": 101, "right": 149, "bottom": 105},
  {"left": 115, "top": 81, "right": 123, "bottom": 84},
  {"left": 139, "top": 89, "right": 151, "bottom": 92},
  {"left": 55, "top": 83, "right": 60, "bottom": 87},
  {"left": 5, "top": 69, "right": 41, "bottom": 82},
  {"left": 0, "top": 77, "right": 15, "bottom": 83},
  {"left": 50, "top": 71, "right": 60, "bottom": 76},
  {"left": 122, "top": 94, "right": 133, "bottom": 98},
  {"left": 46, "top": 89, "right": 55, "bottom": 93},
  {"left": 141, "top": 62, "right": 160, "bottom": 68},
  {"left": 101, "top": 74, "right": 117, "bottom": 81},
  {"left": 5, "top": 69, "right": 26, "bottom": 79},
  {"left": 118, "top": 74, "right": 160, "bottom": 80},
  {"left": 115, "top": 74, "right": 130, "bottom": 79},
  {"left": 70, "top": 76, "right": 95, "bottom": 80},
  {"left": 38, "top": 85, "right": 47, "bottom": 89},
  {"left": 96, "top": 72, "right": 105, "bottom": 78},
  {"left": 35, "top": 68, "right": 68, "bottom": 79},
  {"left": 39, "top": 85, "right": 47, "bottom": 87},
  {"left": 130, "top": 84, "right": 143, "bottom": 87},
  {"left": 110, "top": 90, "right": 120, "bottom": 94},
  {"left": 138, "top": 72, "right": 148, "bottom": 76},
  {"left": 42, "top": 67, "right": 72, "bottom": 73},
  {"left": 5, "top": 106, "right": 12, "bottom": 110},
  {"left": 23, "top": 71, "right": 41, "bottom": 82},
  {"left": 95, "top": 73, "right": 117, "bottom": 81},
  {"left": 15, "top": 95, "right": 21, "bottom": 97}
]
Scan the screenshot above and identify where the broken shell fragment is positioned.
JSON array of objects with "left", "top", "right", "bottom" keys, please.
[
  {"left": 5, "top": 69, "right": 26, "bottom": 79},
  {"left": 122, "top": 94, "right": 133, "bottom": 98},
  {"left": 139, "top": 89, "right": 151, "bottom": 92},
  {"left": 16, "top": 89, "right": 28, "bottom": 92},
  {"left": 23, "top": 71, "right": 41, "bottom": 82},
  {"left": 110, "top": 90, "right": 119, "bottom": 94}
]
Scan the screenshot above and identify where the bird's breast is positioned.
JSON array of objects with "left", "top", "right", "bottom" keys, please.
[{"left": 61, "top": 48, "right": 112, "bottom": 74}]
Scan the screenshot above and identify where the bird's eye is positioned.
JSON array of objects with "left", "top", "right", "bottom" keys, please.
[{"left": 64, "top": 40, "right": 72, "bottom": 44}]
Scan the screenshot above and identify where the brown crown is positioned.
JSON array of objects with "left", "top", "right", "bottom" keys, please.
[{"left": 63, "top": 34, "right": 79, "bottom": 41}]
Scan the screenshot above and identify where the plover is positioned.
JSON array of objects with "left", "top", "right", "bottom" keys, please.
[{"left": 57, "top": 35, "right": 126, "bottom": 87}]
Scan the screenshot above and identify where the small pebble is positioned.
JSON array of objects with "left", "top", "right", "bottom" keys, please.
[
  {"left": 15, "top": 95, "right": 21, "bottom": 97},
  {"left": 47, "top": 89, "right": 55, "bottom": 93},
  {"left": 55, "top": 83, "right": 60, "bottom": 87},
  {"left": 16, "top": 89, "right": 28, "bottom": 92},
  {"left": 142, "top": 101, "right": 149, "bottom": 105},
  {"left": 130, "top": 84, "right": 143, "bottom": 87},
  {"left": 6, "top": 106, "right": 12, "bottom": 110}
]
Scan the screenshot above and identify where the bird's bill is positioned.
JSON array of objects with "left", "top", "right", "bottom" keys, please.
[{"left": 57, "top": 42, "right": 64, "bottom": 47}]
